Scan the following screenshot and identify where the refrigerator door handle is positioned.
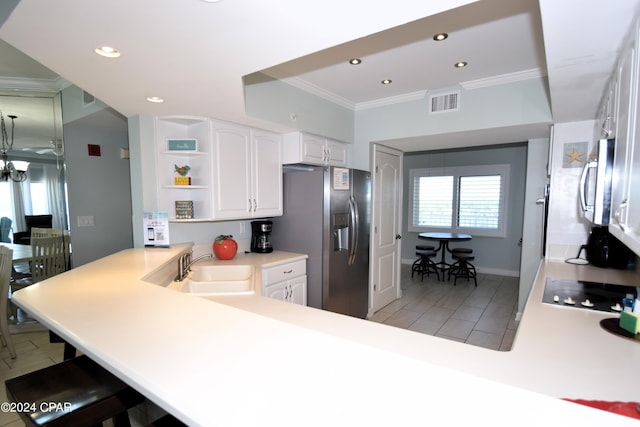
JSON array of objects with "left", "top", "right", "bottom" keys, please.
[{"left": 348, "top": 196, "right": 359, "bottom": 265}]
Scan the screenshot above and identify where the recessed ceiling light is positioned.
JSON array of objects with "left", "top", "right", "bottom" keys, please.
[
  {"left": 94, "top": 46, "right": 120, "bottom": 58},
  {"left": 433, "top": 33, "right": 448, "bottom": 41},
  {"left": 381, "top": 79, "right": 392, "bottom": 85},
  {"left": 349, "top": 58, "right": 362, "bottom": 65},
  {"left": 146, "top": 96, "right": 165, "bottom": 103},
  {"left": 454, "top": 61, "right": 468, "bottom": 68}
]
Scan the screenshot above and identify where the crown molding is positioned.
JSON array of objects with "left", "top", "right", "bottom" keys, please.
[
  {"left": 460, "top": 68, "right": 546, "bottom": 90},
  {"left": 354, "top": 90, "right": 427, "bottom": 111},
  {"left": 282, "top": 76, "right": 429, "bottom": 111},
  {"left": 280, "top": 76, "right": 356, "bottom": 110},
  {"left": 0, "top": 75, "right": 70, "bottom": 92},
  {"left": 280, "top": 68, "right": 546, "bottom": 112}
]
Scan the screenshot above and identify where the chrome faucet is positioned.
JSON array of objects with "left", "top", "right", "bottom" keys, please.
[{"left": 175, "top": 252, "right": 213, "bottom": 281}]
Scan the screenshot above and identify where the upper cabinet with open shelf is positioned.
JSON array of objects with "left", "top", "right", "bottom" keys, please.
[{"left": 155, "top": 116, "right": 282, "bottom": 222}]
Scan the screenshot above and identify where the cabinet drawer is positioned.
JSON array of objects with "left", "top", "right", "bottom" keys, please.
[{"left": 262, "top": 260, "right": 306, "bottom": 286}]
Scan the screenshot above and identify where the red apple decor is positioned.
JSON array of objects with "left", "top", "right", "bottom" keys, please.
[{"left": 213, "top": 235, "right": 238, "bottom": 260}]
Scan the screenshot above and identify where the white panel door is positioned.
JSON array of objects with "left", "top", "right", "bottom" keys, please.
[{"left": 370, "top": 145, "right": 402, "bottom": 314}]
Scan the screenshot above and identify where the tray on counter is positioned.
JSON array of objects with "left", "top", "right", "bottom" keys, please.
[{"left": 600, "top": 318, "right": 640, "bottom": 343}]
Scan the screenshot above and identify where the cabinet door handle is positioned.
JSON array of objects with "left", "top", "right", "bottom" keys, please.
[
  {"left": 614, "top": 199, "right": 628, "bottom": 231},
  {"left": 283, "top": 269, "right": 293, "bottom": 274},
  {"left": 253, "top": 198, "right": 257, "bottom": 212}
]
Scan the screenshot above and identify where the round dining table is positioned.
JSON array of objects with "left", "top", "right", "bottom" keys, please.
[{"left": 418, "top": 232, "right": 472, "bottom": 274}]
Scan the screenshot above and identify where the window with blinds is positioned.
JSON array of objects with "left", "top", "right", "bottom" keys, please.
[
  {"left": 458, "top": 175, "right": 502, "bottom": 229},
  {"left": 412, "top": 175, "right": 453, "bottom": 227},
  {"left": 408, "top": 165, "right": 509, "bottom": 237}
]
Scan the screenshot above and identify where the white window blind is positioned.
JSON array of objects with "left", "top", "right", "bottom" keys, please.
[
  {"left": 412, "top": 175, "right": 453, "bottom": 227},
  {"left": 458, "top": 175, "right": 502, "bottom": 229}
]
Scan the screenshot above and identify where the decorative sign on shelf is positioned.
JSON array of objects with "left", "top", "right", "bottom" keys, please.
[
  {"left": 143, "top": 212, "right": 170, "bottom": 247},
  {"left": 174, "top": 164, "right": 191, "bottom": 185},
  {"left": 175, "top": 200, "right": 194, "bottom": 219},
  {"left": 167, "top": 138, "right": 197, "bottom": 151}
]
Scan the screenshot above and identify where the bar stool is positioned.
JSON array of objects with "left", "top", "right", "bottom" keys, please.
[
  {"left": 450, "top": 247, "right": 473, "bottom": 255},
  {"left": 448, "top": 253, "right": 477, "bottom": 286},
  {"left": 5, "top": 355, "right": 145, "bottom": 427},
  {"left": 411, "top": 245, "right": 434, "bottom": 277},
  {"left": 411, "top": 248, "right": 440, "bottom": 281}
]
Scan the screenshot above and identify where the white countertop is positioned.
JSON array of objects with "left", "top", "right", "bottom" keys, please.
[{"left": 12, "top": 245, "right": 640, "bottom": 426}]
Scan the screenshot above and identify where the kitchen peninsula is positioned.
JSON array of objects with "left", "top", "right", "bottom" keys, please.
[{"left": 12, "top": 244, "right": 640, "bottom": 426}]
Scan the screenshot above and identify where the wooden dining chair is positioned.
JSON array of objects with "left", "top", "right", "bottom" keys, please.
[
  {"left": 30, "top": 236, "right": 67, "bottom": 283},
  {"left": 31, "top": 228, "right": 71, "bottom": 271},
  {"left": 0, "top": 246, "right": 17, "bottom": 358}
]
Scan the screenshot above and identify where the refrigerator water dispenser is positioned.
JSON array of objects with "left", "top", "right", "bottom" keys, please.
[{"left": 333, "top": 213, "right": 349, "bottom": 251}]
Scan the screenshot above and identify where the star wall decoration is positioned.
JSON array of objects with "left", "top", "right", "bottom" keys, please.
[{"left": 562, "top": 142, "right": 588, "bottom": 168}]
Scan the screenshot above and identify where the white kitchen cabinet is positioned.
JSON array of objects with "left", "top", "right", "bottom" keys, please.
[
  {"left": 156, "top": 116, "right": 212, "bottom": 221},
  {"left": 282, "top": 132, "right": 349, "bottom": 167},
  {"left": 211, "top": 121, "right": 282, "bottom": 219},
  {"left": 262, "top": 259, "right": 307, "bottom": 305},
  {"left": 211, "top": 121, "right": 251, "bottom": 219},
  {"left": 325, "top": 138, "right": 349, "bottom": 166},
  {"left": 608, "top": 18, "right": 640, "bottom": 256},
  {"left": 251, "top": 129, "right": 283, "bottom": 217},
  {"left": 595, "top": 78, "right": 617, "bottom": 141},
  {"left": 155, "top": 116, "right": 282, "bottom": 221}
]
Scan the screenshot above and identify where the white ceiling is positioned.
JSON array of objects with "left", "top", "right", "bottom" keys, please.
[
  {"left": 0, "top": 0, "right": 639, "bottom": 153},
  {"left": 262, "top": 0, "right": 546, "bottom": 109}
]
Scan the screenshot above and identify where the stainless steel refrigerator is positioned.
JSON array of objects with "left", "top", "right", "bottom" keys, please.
[{"left": 270, "top": 165, "right": 371, "bottom": 318}]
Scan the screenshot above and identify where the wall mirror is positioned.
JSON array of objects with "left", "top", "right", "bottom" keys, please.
[{"left": 0, "top": 90, "right": 68, "bottom": 244}]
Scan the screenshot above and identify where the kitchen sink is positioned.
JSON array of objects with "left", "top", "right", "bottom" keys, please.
[{"left": 181, "top": 264, "right": 254, "bottom": 295}]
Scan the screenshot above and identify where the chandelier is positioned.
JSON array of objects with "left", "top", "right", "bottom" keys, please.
[{"left": 1, "top": 112, "right": 29, "bottom": 182}]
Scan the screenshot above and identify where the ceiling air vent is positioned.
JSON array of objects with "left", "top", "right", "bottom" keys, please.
[{"left": 428, "top": 91, "right": 460, "bottom": 114}]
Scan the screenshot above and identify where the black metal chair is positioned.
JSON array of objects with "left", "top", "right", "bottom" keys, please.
[
  {"left": 448, "top": 252, "right": 477, "bottom": 286},
  {"left": 450, "top": 247, "right": 473, "bottom": 255},
  {"left": 411, "top": 246, "right": 440, "bottom": 281}
]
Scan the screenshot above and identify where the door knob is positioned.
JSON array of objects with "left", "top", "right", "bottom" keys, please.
[
  {"left": 535, "top": 198, "right": 545, "bottom": 205},
  {"left": 395, "top": 234, "right": 402, "bottom": 240}
]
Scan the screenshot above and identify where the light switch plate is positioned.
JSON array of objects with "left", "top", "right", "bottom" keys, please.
[{"left": 77, "top": 215, "right": 95, "bottom": 227}]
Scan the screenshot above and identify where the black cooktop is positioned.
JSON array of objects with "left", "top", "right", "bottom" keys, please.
[{"left": 543, "top": 278, "right": 637, "bottom": 313}]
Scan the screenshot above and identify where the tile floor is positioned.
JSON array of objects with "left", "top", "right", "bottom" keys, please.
[
  {"left": 0, "top": 325, "right": 65, "bottom": 427},
  {"left": 369, "top": 264, "right": 520, "bottom": 351}
]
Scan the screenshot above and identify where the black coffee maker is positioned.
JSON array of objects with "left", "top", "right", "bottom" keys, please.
[
  {"left": 586, "top": 225, "right": 634, "bottom": 269},
  {"left": 251, "top": 220, "right": 273, "bottom": 253}
]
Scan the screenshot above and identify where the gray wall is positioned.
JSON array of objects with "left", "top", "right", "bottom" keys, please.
[
  {"left": 63, "top": 106, "right": 133, "bottom": 267},
  {"left": 402, "top": 143, "right": 527, "bottom": 276},
  {"left": 354, "top": 78, "right": 551, "bottom": 171}
]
